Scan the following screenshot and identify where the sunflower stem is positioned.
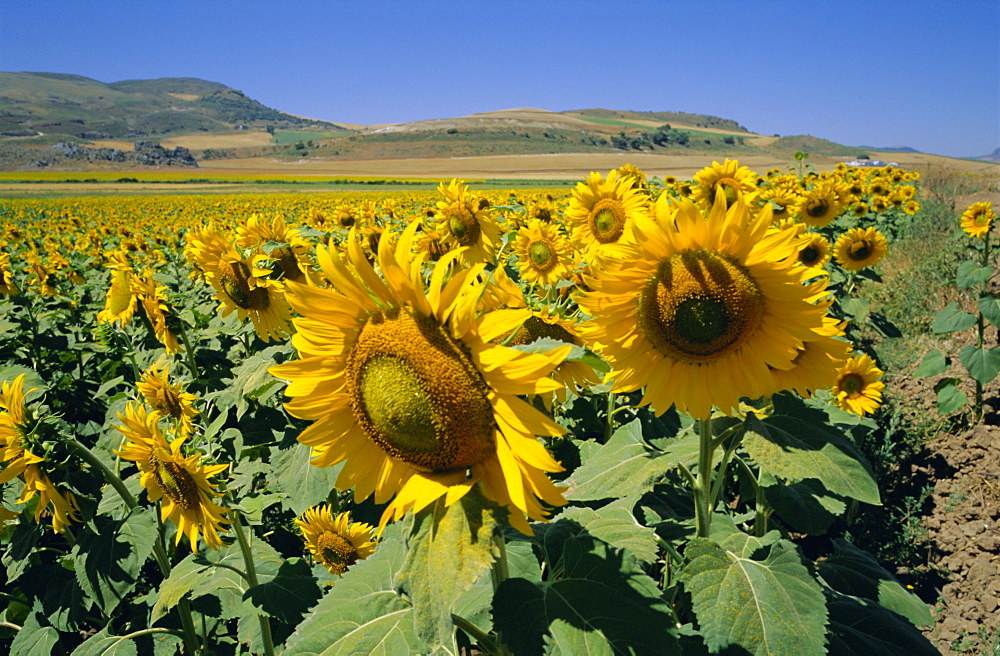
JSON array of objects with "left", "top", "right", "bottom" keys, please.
[
  {"left": 490, "top": 531, "right": 510, "bottom": 590},
  {"left": 452, "top": 613, "right": 500, "bottom": 655},
  {"left": 604, "top": 391, "right": 616, "bottom": 443},
  {"left": 64, "top": 435, "right": 201, "bottom": 655},
  {"left": 231, "top": 508, "right": 276, "bottom": 656},
  {"left": 694, "top": 415, "right": 716, "bottom": 538},
  {"left": 177, "top": 321, "right": 201, "bottom": 382}
]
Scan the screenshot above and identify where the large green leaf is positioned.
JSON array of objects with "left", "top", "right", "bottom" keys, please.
[
  {"left": 10, "top": 613, "right": 59, "bottom": 656},
  {"left": 282, "top": 535, "right": 423, "bottom": 656},
  {"left": 931, "top": 302, "right": 976, "bottom": 334},
  {"left": 557, "top": 506, "right": 659, "bottom": 564},
  {"left": 565, "top": 420, "right": 670, "bottom": 502},
  {"left": 71, "top": 628, "right": 140, "bottom": 656},
  {"left": 680, "top": 538, "right": 828, "bottom": 656},
  {"left": 492, "top": 519, "right": 679, "bottom": 656},
  {"left": 979, "top": 294, "right": 1000, "bottom": 328},
  {"left": 825, "top": 591, "right": 939, "bottom": 655},
  {"left": 73, "top": 507, "right": 159, "bottom": 617},
  {"left": 959, "top": 345, "right": 1000, "bottom": 385},
  {"left": 742, "top": 414, "right": 880, "bottom": 505},
  {"left": 763, "top": 477, "right": 846, "bottom": 535},
  {"left": 395, "top": 486, "right": 500, "bottom": 655},
  {"left": 243, "top": 558, "right": 323, "bottom": 625},
  {"left": 955, "top": 260, "right": 994, "bottom": 289},
  {"left": 913, "top": 349, "right": 948, "bottom": 378},
  {"left": 935, "top": 381, "right": 968, "bottom": 414},
  {"left": 269, "top": 442, "right": 343, "bottom": 515},
  {"left": 544, "top": 619, "right": 614, "bottom": 656},
  {"left": 817, "top": 539, "right": 932, "bottom": 627}
]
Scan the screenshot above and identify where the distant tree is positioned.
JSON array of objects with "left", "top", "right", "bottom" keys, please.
[{"left": 265, "top": 125, "right": 275, "bottom": 135}]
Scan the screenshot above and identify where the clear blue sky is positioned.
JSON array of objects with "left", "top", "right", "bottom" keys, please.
[{"left": 2, "top": 0, "right": 997, "bottom": 158}]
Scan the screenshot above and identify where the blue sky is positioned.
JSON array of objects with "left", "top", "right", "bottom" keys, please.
[{"left": 2, "top": 0, "right": 997, "bottom": 158}]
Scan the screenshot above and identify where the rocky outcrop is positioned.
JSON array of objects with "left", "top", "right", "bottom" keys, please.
[{"left": 47, "top": 141, "right": 198, "bottom": 167}]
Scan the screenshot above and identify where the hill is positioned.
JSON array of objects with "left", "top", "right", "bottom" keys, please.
[{"left": 0, "top": 72, "right": 343, "bottom": 141}]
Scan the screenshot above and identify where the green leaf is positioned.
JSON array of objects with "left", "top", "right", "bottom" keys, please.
[
  {"left": 742, "top": 414, "right": 881, "bottom": 505},
  {"left": 959, "top": 345, "right": 1000, "bottom": 385},
  {"left": 282, "top": 535, "right": 424, "bottom": 656},
  {"left": 557, "top": 506, "right": 659, "bottom": 563},
  {"left": 270, "top": 442, "right": 343, "bottom": 515},
  {"left": 931, "top": 302, "right": 976, "bottom": 334},
  {"left": 680, "top": 538, "right": 828, "bottom": 656},
  {"left": 243, "top": 558, "right": 323, "bottom": 625},
  {"left": 73, "top": 508, "right": 159, "bottom": 617},
  {"left": 935, "top": 382, "right": 968, "bottom": 414},
  {"left": 825, "top": 591, "right": 939, "bottom": 655},
  {"left": 565, "top": 419, "right": 669, "bottom": 502},
  {"left": 72, "top": 628, "right": 140, "bottom": 656},
  {"left": 955, "top": 260, "right": 994, "bottom": 289},
  {"left": 817, "top": 539, "right": 933, "bottom": 627},
  {"left": 151, "top": 552, "right": 217, "bottom": 622},
  {"left": 763, "top": 478, "right": 846, "bottom": 535},
  {"left": 545, "top": 619, "right": 614, "bottom": 656},
  {"left": 493, "top": 519, "right": 679, "bottom": 656},
  {"left": 396, "top": 485, "right": 500, "bottom": 655},
  {"left": 841, "top": 297, "right": 870, "bottom": 321},
  {"left": 913, "top": 350, "right": 948, "bottom": 377},
  {"left": 979, "top": 294, "right": 1000, "bottom": 327},
  {"left": 10, "top": 613, "right": 59, "bottom": 656}
]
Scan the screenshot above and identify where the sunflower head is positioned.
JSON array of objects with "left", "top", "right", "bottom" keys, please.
[
  {"left": 565, "top": 170, "right": 649, "bottom": 261},
  {"left": 271, "top": 222, "right": 570, "bottom": 534},
  {"left": 513, "top": 220, "right": 572, "bottom": 286},
  {"left": 832, "top": 353, "right": 884, "bottom": 416},
  {"left": 578, "top": 193, "right": 830, "bottom": 418},
  {"left": 833, "top": 227, "right": 888, "bottom": 271},
  {"left": 961, "top": 202, "right": 995, "bottom": 239},
  {"left": 796, "top": 234, "right": 831, "bottom": 268},
  {"left": 295, "top": 505, "right": 377, "bottom": 576},
  {"left": 691, "top": 159, "right": 758, "bottom": 211}
]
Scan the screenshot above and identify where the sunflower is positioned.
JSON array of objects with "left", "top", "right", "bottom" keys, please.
[
  {"left": 0, "top": 374, "right": 79, "bottom": 533},
  {"left": 833, "top": 227, "right": 888, "bottom": 271},
  {"left": 831, "top": 353, "right": 884, "bottom": 416},
  {"left": 501, "top": 310, "right": 601, "bottom": 408},
  {"left": 237, "top": 213, "right": 313, "bottom": 285},
  {"left": 796, "top": 233, "right": 831, "bottom": 268},
  {"left": 433, "top": 179, "right": 502, "bottom": 265},
  {"left": 269, "top": 222, "right": 571, "bottom": 534},
  {"left": 770, "top": 316, "right": 850, "bottom": 398},
  {"left": 851, "top": 202, "right": 869, "bottom": 218},
  {"left": 0, "top": 252, "right": 19, "bottom": 296},
  {"left": 19, "top": 465, "right": 80, "bottom": 534},
  {"left": 565, "top": 169, "right": 649, "bottom": 261},
  {"left": 205, "top": 247, "right": 294, "bottom": 342},
  {"left": 96, "top": 252, "right": 139, "bottom": 327},
  {"left": 295, "top": 505, "right": 377, "bottom": 576},
  {"left": 760, "top": 186, "right": 801, "bottom": 223},
  {"left": 115, "top": 402, "right": 229, "bottom": 550},
  {"left": 577, "top": 194, "right": 830, "bottom": 419},
  {"left": 960, "top": 202, "right": 995, "bottom": 239},
  {"left": 691, "top": 159, "right": 758, "bottom": 211},
  {"left": 903, "top": 200, "right": 921, "bottom": 216},
  {"left": 136, "top": 365, "right": 199, "bottom": 437},
  {"left": 795, "top": 181, "right": 845, "bottom": 228},
  {"left": 513, "top": 219, "right": 573, "bottom": 286},
  {"left": 870, "top": 196, "right": 890, "bottom": 213},
  {"left": 132, "top": 272, "right": 183, "bottom": 354}
]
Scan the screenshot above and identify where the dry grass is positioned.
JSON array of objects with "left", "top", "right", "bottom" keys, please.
[
  {"left": 160, "top": 132, "right": 275, "bottom": 150},
  {"left": 198, "top": 152, "right": 842, "bottom": 180}
]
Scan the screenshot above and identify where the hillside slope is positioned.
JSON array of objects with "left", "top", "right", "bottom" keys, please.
[{"left": 0, "top": 72, "right": 342, "bottom": 141}]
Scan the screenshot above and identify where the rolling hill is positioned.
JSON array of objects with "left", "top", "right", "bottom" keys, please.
[{"left": 0, "top": 72, "right": 343, "bottom": 141}]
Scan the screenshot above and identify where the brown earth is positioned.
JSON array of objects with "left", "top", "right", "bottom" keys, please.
[{"left": 887, "top": 186, "right": 1000, "bottom": 655}]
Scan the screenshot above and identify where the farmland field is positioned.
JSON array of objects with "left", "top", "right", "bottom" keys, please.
[{"left": 0, "top": 159, "right": 998, "bottom": 655}]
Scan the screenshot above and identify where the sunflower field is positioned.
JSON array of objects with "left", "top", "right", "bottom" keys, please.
[{"left": 0, "top": 160, "right": 975, "bottom": 655}]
